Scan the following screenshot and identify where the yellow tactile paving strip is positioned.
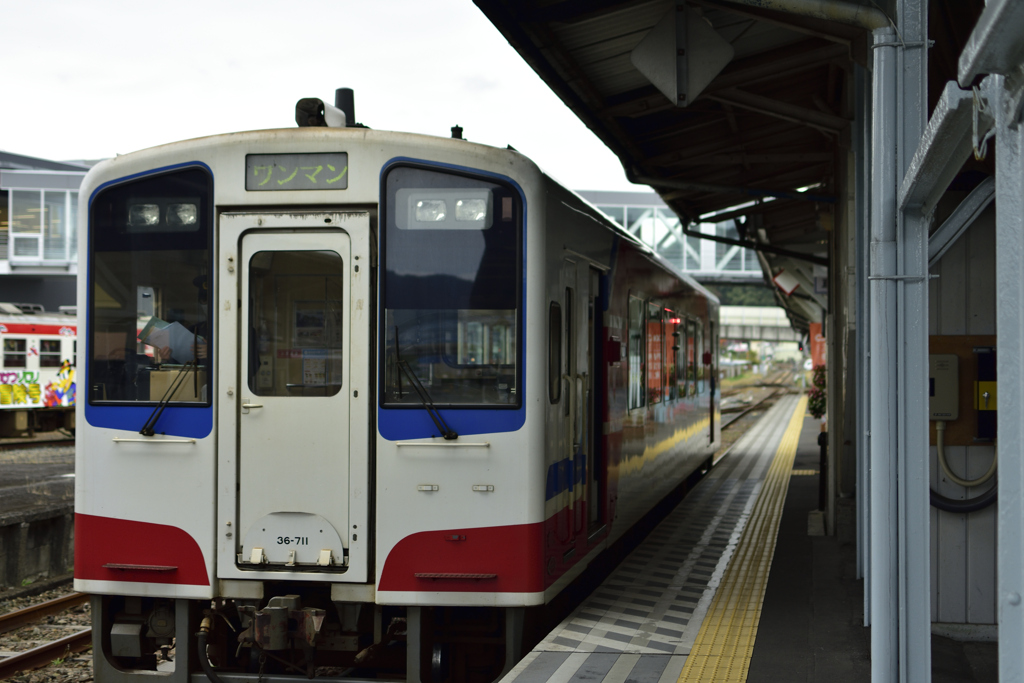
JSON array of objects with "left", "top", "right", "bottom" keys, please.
[{"left": 677, "top": 396, "right": 808, "bottom": 683}]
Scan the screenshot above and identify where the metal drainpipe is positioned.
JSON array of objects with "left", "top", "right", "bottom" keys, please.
[
  {"left": 855, "top": 62, "right": 872, "bottom": 624},
  {"left": 894, "top": 0, "right": 931, "bottom": 675},
  {"left": 868, "top": 25, "right": 898, "bottom": 683},
  {"left": 716, "top": 0, "right": 889, "bottom": 30}
]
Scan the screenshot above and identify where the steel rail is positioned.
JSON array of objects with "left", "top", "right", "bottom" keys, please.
[
  {"left": 0, "top": 628, "right": 92, "bottom": 678},
  {"left": 0, "top": 593, "right": 89, "bottom": 636}
]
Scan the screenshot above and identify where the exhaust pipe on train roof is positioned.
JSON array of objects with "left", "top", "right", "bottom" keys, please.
[
  {"left": 295, "top": 87, "right": 366, "bottom": 128},
  {"left": 295, "top": 98, "right": 347, "bottom": 127}
]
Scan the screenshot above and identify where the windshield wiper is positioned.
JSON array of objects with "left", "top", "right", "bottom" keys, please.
[
  {"left": 139, "top": 360, "right": 196, "bottom": 436},
  {"left": 396, "top": 360, "right": 458, "bottom": 441}
]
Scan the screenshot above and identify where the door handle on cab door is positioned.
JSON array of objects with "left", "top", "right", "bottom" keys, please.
[
  {"left": 574, "top": 374, "right": 585, "bottom": 443},
  {"left": 241, "top": 399, "right": 263, "bottom": 414}
]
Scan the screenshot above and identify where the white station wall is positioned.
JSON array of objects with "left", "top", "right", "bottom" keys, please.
[{"left": 927, "top": 200, "right": 997, "bottom": 627}]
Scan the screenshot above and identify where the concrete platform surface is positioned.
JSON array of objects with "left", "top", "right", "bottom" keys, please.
[
  {"left": 503, "top": 403, "right": 999, "bottom": 683},
  {"left": 747, "top": 416, "right": 998, "bottom": 683}
]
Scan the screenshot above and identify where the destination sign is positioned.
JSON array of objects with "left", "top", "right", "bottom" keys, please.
[{"left": 245, "top": 153, "right": 348, "bottom": 191}]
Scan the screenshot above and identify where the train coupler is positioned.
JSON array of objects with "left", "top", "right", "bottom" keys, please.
[{"left": 237, "top": 595, "right": 326, "bottom": 651}]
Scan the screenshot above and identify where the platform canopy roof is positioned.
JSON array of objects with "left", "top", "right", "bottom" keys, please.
[{"left": 474, "top": 0, "right": 982, "bottom": 331}]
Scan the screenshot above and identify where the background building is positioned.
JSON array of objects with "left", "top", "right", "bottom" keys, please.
[
  {"left": 579, "top": 189, "right": 763, "bottom": 282},
  {"left": 0, "top": 151, "right": 90, "bottom": 311}
]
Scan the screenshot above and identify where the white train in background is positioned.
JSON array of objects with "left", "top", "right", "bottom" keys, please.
[{"left": 0, "top": 303, "right": 76, "bottom": 435}]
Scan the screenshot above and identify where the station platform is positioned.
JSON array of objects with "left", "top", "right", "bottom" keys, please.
[{"left": 501, "top": 394, "right": 996, "bottom": 683}]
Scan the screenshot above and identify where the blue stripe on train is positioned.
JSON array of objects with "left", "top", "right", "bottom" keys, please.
[{"left": 545, "top": 450, "right": 588, "bottom": 501}]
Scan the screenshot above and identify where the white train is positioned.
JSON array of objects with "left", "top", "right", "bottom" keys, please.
[
  {"left": 0, "top": 304, "right": 76, "bottom": 435},
  {"left": 74, "top": 94, "right": 719, "bottom": 683}
]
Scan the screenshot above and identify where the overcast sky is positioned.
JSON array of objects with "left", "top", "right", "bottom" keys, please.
[{"left": 0, "top": 0, "right": 639, "bottom": 192}]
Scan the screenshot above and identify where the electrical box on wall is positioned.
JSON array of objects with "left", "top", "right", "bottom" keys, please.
[
  {"left": 928, "top": 335, "right": 996, "bottom": 446},
  {"left": 974, "top": 346, "right": 996, "bottom": 440},
  {"left": 929, "top": 354, "right": 959, "bottom": 420}
]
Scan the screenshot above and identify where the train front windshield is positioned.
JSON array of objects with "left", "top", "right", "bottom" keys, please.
[
  {"left": 381, "top": 166, "right": 522, "bottom": 407},
  {"left": 88, "top": 168, "right": 212, "bottom": 404}
]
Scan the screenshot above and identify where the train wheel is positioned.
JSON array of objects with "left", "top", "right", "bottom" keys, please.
[{"left": 431, "top": 643, "right": 450, "bottom": 682}]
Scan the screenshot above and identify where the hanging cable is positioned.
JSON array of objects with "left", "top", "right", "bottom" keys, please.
[{"left": 929, "top": 420, "right": 997, "bottom": 512}]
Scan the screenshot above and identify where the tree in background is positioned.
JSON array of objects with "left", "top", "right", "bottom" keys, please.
[{"left": 704, "top": 283, "right": 776, "bottom": 306}]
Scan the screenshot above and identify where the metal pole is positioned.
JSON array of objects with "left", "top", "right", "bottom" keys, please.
[
  {"left": 853, "top": 62, "right": 871, "bottom": 600},
  {"left": 992, "top": 73, "right": 1024, "bottom": 683},
  {"left": 895, "top": 0, "right": 931, "bottom": 678},
  {"left": 868, "top": 25, "right": 898, "bottom": 683}
]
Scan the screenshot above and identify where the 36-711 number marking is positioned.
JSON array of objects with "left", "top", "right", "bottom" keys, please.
[{"left": 277, "top": 536, "right": 309, "bottom": 545}]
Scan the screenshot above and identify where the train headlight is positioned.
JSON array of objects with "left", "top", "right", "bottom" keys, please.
[
  {"left": 415, "top": 200, "right": 447, "bottom": 222},
  {"left": 167, "top": 203, "right": 198, "bottom": 226},
  {"left": 455, "top": 199, "right": 487, "bottom": 222},
  {"left": 398, "top": 189, "right": 493, "bottom": 230},
  {"left": 128, "top": 204, "right": 160, "bottom": 226}
]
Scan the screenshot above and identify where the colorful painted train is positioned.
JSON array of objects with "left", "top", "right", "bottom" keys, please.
[
  {"left": 0, "top": 304, "right": 76, "bottom": 435},
  {"left": 74, "top": 96, "right": 719, "bottom": 683}
]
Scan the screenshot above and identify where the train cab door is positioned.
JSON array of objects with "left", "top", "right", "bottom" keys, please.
[
  {"left": 584, "top": 267, "right": 604, "bottom": 536},
  {"left": 562, "top": 259, "right": 605, "bottom": 547},
  {"left": 224, "top": 214, "right": 370, "bottom": 582}
]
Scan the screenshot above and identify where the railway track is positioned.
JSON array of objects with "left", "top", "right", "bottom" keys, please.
[
  {"left": 720, "top": 369, "right": 795, "bottom": 431},
  {"left": 0, "top": 592, "right": 91, "bottom": 679},
  {"left": 0, "top": 439, "right": 74, "bottom": 453},
  {"left": 720, "top": 368, "right": 794, "bottom": 399}
]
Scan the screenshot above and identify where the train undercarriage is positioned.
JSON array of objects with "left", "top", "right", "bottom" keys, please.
[{"left": 93, "top": 590, "right": 526, "bottom": 683}]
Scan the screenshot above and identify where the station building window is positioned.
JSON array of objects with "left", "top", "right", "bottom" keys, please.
[
  {"left": 0, "top": 191, "right": 7, "bottom": 260},
  {"left": 7, "top": 189, "right": 79, "bottom": 264}
]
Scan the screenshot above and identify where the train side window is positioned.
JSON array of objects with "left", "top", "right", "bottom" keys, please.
[
  {"left": 72, "top": 341, "right": 77, "bottom": 367},
  {"left": 564, "top": 288, "right": 573, "bottom": 416},
  {"left": 40, "top": 340, "right": 62, "bottom": 367},
  {"left": 3, "top": 339, "right": 26, "bottom": 368},
  {"left": 647, "top": 302, "right": 663, "bottom": 405},
  {"left": 548, "top": 302, "right": 561, "bottom": 404},
  {"left": 686, "top": 320, "right": 697, "bottom": 396},
  {"left": 665, "top": 309, "right": 678, "bottom": 401},
  {"left": 674, "top": 317, "right": 687, "bottom": 399},
  {"left": 628, "top": 295, "right": 645, "bottom": 409},
  {"left": 696, "top": 323, "right": 705, "bottom": 390},
  {"left": 711, "top": 321, "right": 718, "bottom": 390}
]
